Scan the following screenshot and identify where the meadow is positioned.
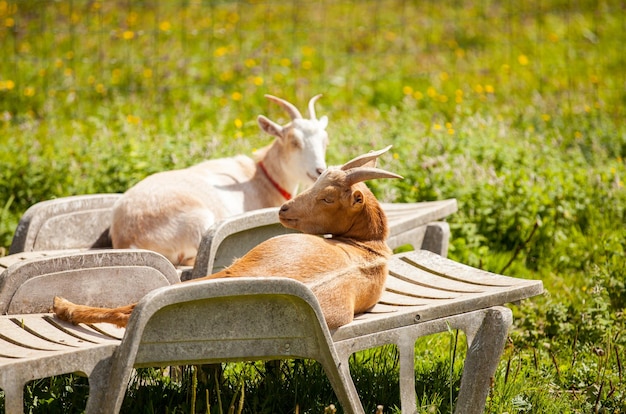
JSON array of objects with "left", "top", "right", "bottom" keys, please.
[{"left": 1, "top": 0, "right": 625, "bottom": 412}]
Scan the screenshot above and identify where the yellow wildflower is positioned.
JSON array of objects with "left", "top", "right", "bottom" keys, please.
[
  {"left": 214, "top": 47, "right": 228, "bottom": 57},
  {"left": 301, "top": 46, "right": 315, "bottom": 57},
  {"left": 2, "top": 80, "right": 15, "bottom": 90},
  {"left": 126, "top": 114, "right": 141, "bottom": 124},
  {"left": 159, "top": 21, "right": 171, "bottom": 31},
  {"left": 518, "top": 54, "right": 529, "bottom": 66}
]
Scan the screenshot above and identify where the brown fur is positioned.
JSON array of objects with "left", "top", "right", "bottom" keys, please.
[{"left": 53, "top": 148, "right": 401, "bottom": 330}]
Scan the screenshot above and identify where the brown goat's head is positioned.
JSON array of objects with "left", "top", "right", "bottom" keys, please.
[{"left": 278, "top": 146, "right": 402, "bottom": 239}]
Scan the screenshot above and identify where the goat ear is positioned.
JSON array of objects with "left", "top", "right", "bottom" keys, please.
[
  {"left": 318, "top": 115, "right": 328, "bottom": 129},
  {"left": 341, "top": 145, "right": 393, "bottom": 170},
  {"left": 360, "top": 159, "right": 377, "bottom": 168},
  {"left": 351, "top": 190, "right": 364, "bottom": 207},
  {"left": 345, "top": 167, "right": 403, "bottom": 187},
  {"left": 258, "top": 115, "right": 285, "bottom": 138}
]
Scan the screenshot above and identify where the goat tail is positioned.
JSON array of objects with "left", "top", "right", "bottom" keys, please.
[{"left": 52, "top": 296, "right": 136, "bottom": 328}]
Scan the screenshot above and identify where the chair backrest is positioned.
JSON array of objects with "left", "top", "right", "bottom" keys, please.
[
  {"left": 189, "top": 201, "right": 461, "bottom": 280},
  {"left": 190, "top": 208, "right": 298, "bottom": 279},
  {"left": 9, "top": 194, "right": 121, "bottom": 254},
  {"left": 99, "top": 278, "right": 359, "bottom": 413},
  {"left": 0, "top": 249, "right": 180, "bottom": 314}
]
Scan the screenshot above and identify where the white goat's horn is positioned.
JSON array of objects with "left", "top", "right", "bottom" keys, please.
[
  {"left": 265, "top": 94, "right": 303, "bottom": 120},
  {"left": 345, "top": 167, "right": 403, "bottom": 187},
  {"left": 341, "top": 145, "right": 393, "bottom": 171},
  {"left": 308, "top": 94, "right": 322, "bottom": 119}
]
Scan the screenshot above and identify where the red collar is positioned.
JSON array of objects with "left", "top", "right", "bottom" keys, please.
[{"left": 258, "top": 161, "right": 292, "bottom": 200}]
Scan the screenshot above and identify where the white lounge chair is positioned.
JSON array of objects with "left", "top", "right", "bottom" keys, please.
[{"left": 0, "top": 249, "right": 180, "bottom": 413}]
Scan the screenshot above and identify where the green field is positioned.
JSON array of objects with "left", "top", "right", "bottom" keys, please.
[{"left": 1, "top": 0, "right": 625, "bottom": 412}]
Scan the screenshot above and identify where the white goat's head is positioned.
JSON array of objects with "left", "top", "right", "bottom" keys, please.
[
  {"left": 257, "top": 94, "right": 329, "bottom": 186},
  {"left": 278, "top": 146, "right": 402, "bottom": 239}
]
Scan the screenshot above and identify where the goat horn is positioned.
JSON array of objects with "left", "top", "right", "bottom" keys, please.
[
  {"left": 345, "top": 167, "right": 403, "bottom": 187},
  {"left": 341, "top": 145, "right": 393, "bottom": 171},
  {"left": 308, "top": 94, "right": 322, "bottom": 119},
  {"left": 265, "top": 94, "right": 303, "bottom": 120}
]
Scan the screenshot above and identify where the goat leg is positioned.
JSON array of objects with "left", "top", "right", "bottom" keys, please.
[{"left": 53, "top": 296, "right": 136, "bottom": 328}]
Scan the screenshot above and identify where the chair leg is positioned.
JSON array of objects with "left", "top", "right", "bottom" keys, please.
[
  {"left": 454, "top": 307, "right": 512, "bottom": 414},
  {"left": 321, "top": 357, "right": 366, "bottom": 414},
  {"left": 398, "top": 336, "right": 418, "bottom": 414},
  {"left": 84, "top": 357, "right": 117, "bottom": 414},
  {"left": 2, "top": 381, "right": 25, "bottom": 414}
]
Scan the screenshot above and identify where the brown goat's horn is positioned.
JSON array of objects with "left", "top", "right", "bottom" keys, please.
[
  {"left": 341, "top": 145, "right": 393, "bottom": 171},
  {"left": 308, "top": 94, "right": 322, "bottom": 119},
  {"left": 265, "top": 94, "right": 303, "bottom": 120},
  {"left": 345, "top": 167, "right": 403, "bottom": 187}
]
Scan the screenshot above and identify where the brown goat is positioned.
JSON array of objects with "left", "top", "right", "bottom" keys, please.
[{"left": 53, "top": 147, "right": 402, "bottom": 330}]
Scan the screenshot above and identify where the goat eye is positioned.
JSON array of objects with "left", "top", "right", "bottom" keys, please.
[{"left": 290, "top": 135, "right": 304, "bottom": 148}]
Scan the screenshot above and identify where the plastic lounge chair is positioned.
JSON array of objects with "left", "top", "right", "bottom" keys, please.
[
  {"left": 187, "top": 199, "right": 458, "bottom": 280},
  {"left": 90, "top": 251, "right": 542, "bottom": 414},
  {"left": 86, "top": 277, "right": 365, "bottom": 414},
  {"left": 0, "top": 249, "right": 180, "bottom": 413},
  {"left": 9, "top": 194, "right": 121, "bottom": 254}
]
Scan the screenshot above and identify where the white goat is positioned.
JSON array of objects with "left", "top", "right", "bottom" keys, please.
[
  {"left": 110, "top": 94, "right": 329, "bottom": 266},
  {"left": 54, "top": 146, "right": 402, "bottom": 329}
]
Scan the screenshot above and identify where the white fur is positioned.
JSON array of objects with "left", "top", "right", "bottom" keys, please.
[{"left": 110, "top": 95, "right": 329, "bottom": 265}]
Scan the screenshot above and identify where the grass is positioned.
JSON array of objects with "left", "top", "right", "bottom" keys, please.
[{"left": 1, "top": 0, "right": 625, "bottom": 412}]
